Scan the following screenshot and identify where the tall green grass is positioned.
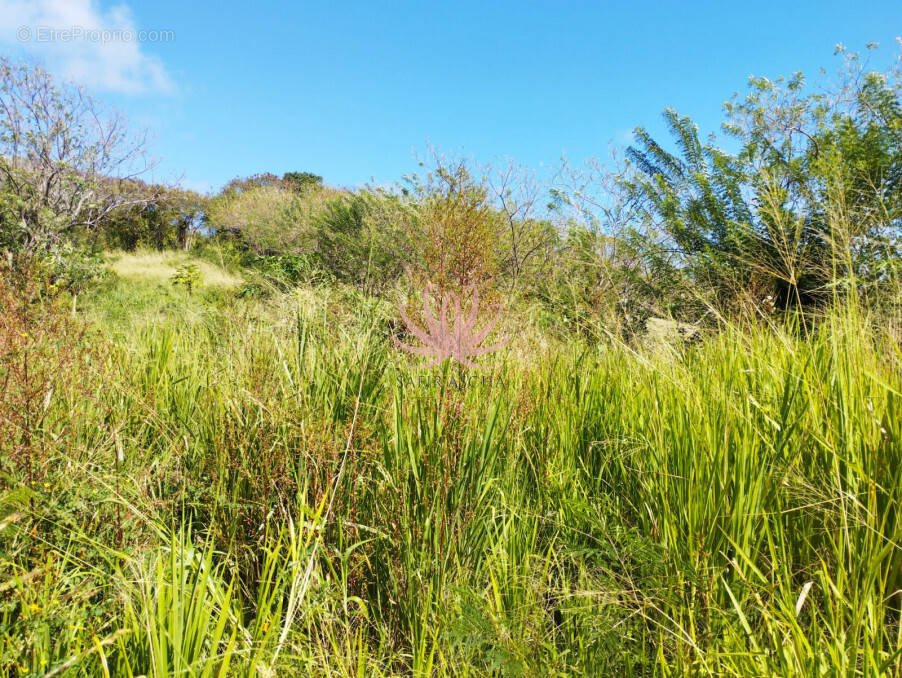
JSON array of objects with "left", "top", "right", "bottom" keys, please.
[{"left": 1, "top": 281, "right": 901, "bottom": 675}]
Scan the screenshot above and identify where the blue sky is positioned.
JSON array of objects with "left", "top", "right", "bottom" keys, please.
[{"left": 1, "top": 1, "right": 901, "bottom": 193}]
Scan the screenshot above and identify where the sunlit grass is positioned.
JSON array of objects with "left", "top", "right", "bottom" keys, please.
[
  {"left": 106, "top": 249, "right": 243, "bottom": 289},
  {"left": 2, "top": 277, "right": 901, "bottom": 676}
]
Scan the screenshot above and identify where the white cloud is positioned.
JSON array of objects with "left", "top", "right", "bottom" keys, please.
[{"left": 0, "top": 0, "right": 174, "bottom": 95}]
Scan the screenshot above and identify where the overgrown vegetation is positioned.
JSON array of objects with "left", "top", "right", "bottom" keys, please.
[{"left": 1, "top": 44, "right": 902, "bottom": 676}]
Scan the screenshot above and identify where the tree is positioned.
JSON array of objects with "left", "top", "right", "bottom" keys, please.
[
  {"left": 206, "top": 176, "right": 341, "bottom": 256},
  {"left": 312, "top": 189, "right": 416, "bottom": 294},
  {"left": 89, "top": 183, "right": 206, "bottom": 251},
  {"left": 545, "top": 154, "right": 689, "bottom": 336},
  {"left": 206, "top": 184, "right": 304, "bottom": 255},
  {"left": 0, "top": 58, "right": 156, "bottom": 257},
  {"left": 406, "top": 156, "right": 504, "bottom": 292},
  {"left": 625, "top": 108, "right": 772, "bottom": 308},
  {"left": 282, "top": 171, "right": 323, "bottom": 194},
  {"left": 625, "top": 45, "right": 902, "bottom": 311},
  {"left": 485, "top": 159, "right": 557, "bottom": 292},
  {"left": 219, "top": 173, "right": 284, "bottom": 196}
]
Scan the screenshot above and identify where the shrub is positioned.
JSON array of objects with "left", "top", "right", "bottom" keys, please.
[
  {"left": 313, "top": 190, "right": 416, "bottom": 294},
  {"left": 170, "top": 263, "right": 202, "bottom": 293}
]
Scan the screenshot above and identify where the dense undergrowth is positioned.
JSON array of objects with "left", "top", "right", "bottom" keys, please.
[{"left": 1, "top": 258, "right": 901, "bottom": 677}]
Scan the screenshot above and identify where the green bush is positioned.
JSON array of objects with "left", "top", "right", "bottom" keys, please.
[{"left": 170, "top": 263, "right": 202, "bottom": 293}]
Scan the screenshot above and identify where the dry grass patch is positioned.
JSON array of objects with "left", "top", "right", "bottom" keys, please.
[{"left": 106, "top": 250, "right": 242, "bottom": 288}]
